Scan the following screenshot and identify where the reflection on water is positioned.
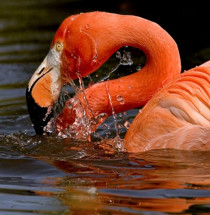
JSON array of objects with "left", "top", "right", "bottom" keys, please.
[
  {"left": 55, "top": 149, "right": 210, "bottom": 214},
  {"left": 2, "top": 135, "right": 210, "bottom": 214},
  {"left": 0, "top": 0, "right": 210, "bottom": 214}
]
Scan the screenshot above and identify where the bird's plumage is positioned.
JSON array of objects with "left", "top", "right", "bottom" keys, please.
[{"left": 125, "top": 64, "right": 210, "bottom": 152}]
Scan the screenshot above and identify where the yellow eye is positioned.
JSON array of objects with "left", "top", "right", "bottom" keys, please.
[{"left": 56, "top": 42, "right": 63, "bottom": 52}]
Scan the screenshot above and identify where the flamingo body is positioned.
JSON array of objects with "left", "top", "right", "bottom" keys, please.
[
  {"left": 125, "top": 64, "right": 210, "bottom": 152},
  {"left": 26, "top": 12, "right": 210, "bottom": 152}
]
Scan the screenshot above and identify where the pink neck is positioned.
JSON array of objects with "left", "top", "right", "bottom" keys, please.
[
  {"left": 64, "top": 12, "right": 181, "bottom": 116},
  {"left": 77, "top": 13, "right": 181, "bottom": 116}
]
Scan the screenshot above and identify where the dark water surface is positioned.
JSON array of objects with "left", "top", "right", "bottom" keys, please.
[{"left": 0, "top": 1, "right": 210, "bottom": 214}]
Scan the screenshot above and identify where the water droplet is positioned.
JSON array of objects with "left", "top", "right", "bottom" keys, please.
[
  {"left": 116, "top": 95, "right": 125, "bottom": 105},
  {"left": 120, "top": 51, "right": 133, "bottom": 66},
  {"left": 43, "top": 106, "right": 52, "bottom": 121},
  {"left": 90, "top": 120, "right": 97, "bottom": 125},
  {"left": 68, "top": 103, "right": 73, "bottom": 109},
  {"left": 139, "top": 109, "right": 142, "bottom": 113},
  {"left": 91, "top": 55, "right": 98, "bottom": 65},
  {"left": 116, "top": 51, "right": 121, "bottom": 59},
  {"left": 113, "top": 136, "right": 125, "bottom": 152},
  {"left": 92, "top": 58, "right": 97, "bottom": 63},
  {"left": 97, "top": 113, "right": 108, "bottom": 121},
  {"left": 85, "top": 24, "right": 90, "bottom": 29},
  {"left": 136, "top": 65, "right": 142, "bottom": 71},
  {"left": 124, "top": 121, "right": 130, "bottom": 129},
  {"left": 118, "top": 124, "right": 123, "bottom": 129}
]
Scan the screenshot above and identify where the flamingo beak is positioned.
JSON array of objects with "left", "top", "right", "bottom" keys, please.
[
  {"left": 26, "top": 85, "right": 54, "bottom": 135},
  {"left": 26, "top": 47, "right": 63, "bottom": 135}
]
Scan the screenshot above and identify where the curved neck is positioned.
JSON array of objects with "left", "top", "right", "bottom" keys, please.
[{"left": 67, "top": 12, "right": 181, "bottom": 115}]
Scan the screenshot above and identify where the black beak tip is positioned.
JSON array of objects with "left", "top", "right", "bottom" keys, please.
[{"left": 26, "top": 86, "right": 53, "bottom": 135}]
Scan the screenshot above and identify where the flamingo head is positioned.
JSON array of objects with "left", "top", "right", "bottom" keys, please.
[{"left": 26, "top": 13, "right": 105, "bottom": 134}]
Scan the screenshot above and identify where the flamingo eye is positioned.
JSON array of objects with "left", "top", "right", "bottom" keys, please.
[{"left": 56, "top": 42, "right": 63, "bottom": 52}]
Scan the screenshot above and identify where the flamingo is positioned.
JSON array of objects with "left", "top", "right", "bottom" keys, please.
[{"left": 26, "top": 12, "right": 210, "bottom": 152}]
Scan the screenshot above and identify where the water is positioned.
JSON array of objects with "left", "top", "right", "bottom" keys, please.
[{"left": 0, "top": 1, "right": 210, "bottom": 214}]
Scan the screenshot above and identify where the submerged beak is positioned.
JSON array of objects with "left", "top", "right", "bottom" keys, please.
[
  {"left": 26, "top": 50, "right": 62, "bottom": 135},
  {"left": 26, "top": 86, "right": 53, "bottom": 135}
]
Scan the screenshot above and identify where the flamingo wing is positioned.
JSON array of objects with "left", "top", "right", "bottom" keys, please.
[{"left": 125, "top": 64, "right": 210, "bottom": 152}]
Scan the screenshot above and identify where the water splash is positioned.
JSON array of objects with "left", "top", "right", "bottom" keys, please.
[
  {"left": 119, "top": 49, "right": 133, "bottom": 66},
  {"left": 57, "top": 97, "right": 92, "bottom": 140},
  {"left": 43, "top": 84, "right": 72, "bottom": 135},
  {"left": 53, "top": 73, "right": 108, "bottom": 140},
  {"left": 106, "top": 81, "right": 125, "bottom": 151},
  {"left": 57, "top": 76, "right": 91, "bottom": 140},
  {"left": 124, "top": 121, "right": 130, "bottom": 129},
  {"left": 116, "top": 95, "right": 125, "bottom": 105},
  {"left": 100, "top": 49, "right": 133, "bottom": 82},
  {"left": 44, "top": 48, "right": 136, "bottom": 151},
  {"left": 113, "top": 135, "right": 125, "bottom": 152}
]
